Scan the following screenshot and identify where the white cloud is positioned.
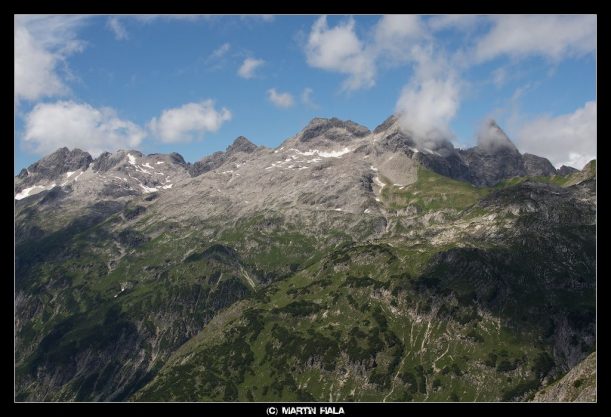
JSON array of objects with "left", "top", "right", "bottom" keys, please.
[
  {"left": 374, "top": 14, "right": 425, "bottom": 63},
  {"left": 395, "top": 76, "right": 460, "bottom": 146},
  {"left": 428, "top": 14, "right": 482, "bottom": 32},
  {"left": 304, "top": 15, "right": 427, "bottom": 91},
  {"left": 23, "top": 101, "right": 146, "bottom": 156},
  {"left": 305, "top": 16, "right": 375, "bottom": 91},
  {"left": 515, "top": 101, "right": 596, "bottom": 169},
  {"left": 14, "top": 15, "right": 87, "bottom": 104},
  {"left": 107, "top": 16, "right": 128, "bottom": 40},
  {"left": 301, "top": 87, "right": 318, "bottom": 109},
  {"left": 210, "top": 42, "right": 231, "bottom": 60},
  {"left": 238, "top": 57, "right": 265, "bottom": 79},
  {"left": 395, "top": 44, "right": 461, "bottom": 147},
  {"left": 475, "top": 15, "right": 596, "bottom": 62},
  {"left": 148, "top": 101, "right": 232, "bottom": 143},
  {"left": 267, "top": 88, "right": 294, "bottom": 108}
]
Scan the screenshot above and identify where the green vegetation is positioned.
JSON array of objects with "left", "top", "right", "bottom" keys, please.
[
  {"left": 380, "top": 167, "right": 490, "bottom": 212},
  {"left": 15, "top": 163, "right": 596, "bottom": 402}
]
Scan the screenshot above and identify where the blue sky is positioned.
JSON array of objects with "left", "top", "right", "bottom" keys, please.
[{"left": 14, "top": 15, "right": 596, "bottom": 173}]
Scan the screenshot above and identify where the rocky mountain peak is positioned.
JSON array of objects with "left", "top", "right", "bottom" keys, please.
[
  {"left": 558, "top": 165, "right": 579, "bottom": 176},
  {"left": 476, "top": 119, "right": 519, "bottom": 155},
  {"left": 226, "top": 136, "right": 257, "bottom": 155},
  {"left": 373, "top": 115, "right": 400, "bottom": 134},
  {"left": 299, "top": 117, "right": 370, "bottom": 143},
  {"left": 19, "top": 147, "right": 92, "bottom": 181}
]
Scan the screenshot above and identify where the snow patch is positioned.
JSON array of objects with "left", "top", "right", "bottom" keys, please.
[
  {"left": 334, "top": 208, "right": 343, "bottom": 212},
  {"left": 156, "top": 161, "right": 165, "bottom": 165},
  {"left": 135, "top": 165, "right": 151, "bottom": 174},
  {"left": 373, "top": 176, "right": 385, "bottom": 189},
  {"left": 364, "top": 208, "right": 371, "bottom": 213},
  {"left": 15, "top": 183, "right": 56, "bottom": 200},
  {"left": 290, "top": 147, "right": 352, "bottom": 158},
  {"left": 139, "top": 184, "right": 158, "bottom": 193},
  {"left": 74, "top": 172, "right": 83, "bottom": 182},
  {"left": 65, "top": 171, "right": 76, "bottom": 178},
  {"left": 127, "top": 154, "right": 137, "bottom": 165},
  {"left": 370, "top": 165, "right": 378, "bottom": 172},
  {"left": 143, "top": 162, "right": 154, "bottom": 169},
  {"left": 161, "top": 184, "right": 173, "bottom": 189}
]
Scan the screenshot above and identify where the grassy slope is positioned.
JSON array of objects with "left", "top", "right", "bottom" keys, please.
[{"left": 15, "top": 165, "right": 595, "bottom": 402}]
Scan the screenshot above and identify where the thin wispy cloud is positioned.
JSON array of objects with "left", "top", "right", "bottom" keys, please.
[
  {"left": 210, "top": 43, "right": 231, "bottom": 60},
  {"left": 107, "top": 16, "right": 128, "bottom": 40},
  {"left": 474, "top": 15, "right": 597, "bottom": 62},
  {"left": 301, "top": 87, "right": 318, "bottom": 109}
]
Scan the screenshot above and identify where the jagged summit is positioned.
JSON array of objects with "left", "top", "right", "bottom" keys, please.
[
  {"left": 298, "top": 117, "right": 370, "bottom": 143},
  {"left": 226, "top": 136, "right": 257, "bottom": 154},
  {"left": 559, "top": 165, "right": 579, "bottom": 176},
  {"left": 16, "top": 114, "right": 571, "bottom": 196},
  {"left": 475, "top": 119, "right": 519, "bottom": 155},
  {"left": 188, "top": 136, "right": 259, "bottom": 178},
  {"left": 373, "top": 115, "right": 399, "bottom": 134},
  {"left": 16, "top": 147, "right": 92, "bottom": 188}
]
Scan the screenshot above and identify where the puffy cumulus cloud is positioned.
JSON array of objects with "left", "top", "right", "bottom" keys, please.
[
  {"left": 148, "top": 101, "right": 232, "bottom": 143},
  {"left": 395, "top": 45, "right": 461, "bottom": 147},
  {"left": 395, "top": 76, "right": 460, "bottom": 147},
  {"left": 14, "top": 15, "right": 87, "bottom": 104},
  {"left": 374, "top": 14, "right": 425, "bottom": 63},
  {"left": 515, "top": 101, "right": 596, "bottom": 169},
  {"left": 304, "top": 15, "right": 428, "bottom": 91},
  {"left": 305, "top": 16, "right": 376, "bottom": 91},
  {"left": 238, "top": 57, "right": 265, "bottom": 79},
  {"left": 267, "top": 88, "right": 294, "bottom": 108},
  {"left": 475, "top": 15, "right": 596, "bottom": 62},
  {"left": 23, "top": 101, "right": 145, "bottom": 156}
]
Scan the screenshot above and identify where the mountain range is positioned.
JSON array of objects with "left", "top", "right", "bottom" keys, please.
[{"left": 14, "top": 115, "right": 596, "bottom": 402}]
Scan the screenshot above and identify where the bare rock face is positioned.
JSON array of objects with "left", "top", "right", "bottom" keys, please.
[
  {"left": 299, "top": 117, "right": 370, "bottom": 143},
  {"left": 558, "top": 165, "right": 579, "bottom": 176},
  {"left": 189, "top": 136, "right": 258, "bottom": 177},
  {"left": 533, "top": 352, "right": 596, "bottom": 402},
  {"left": 15, "top": 147, "right": 92, "bottom": 191},
  {"left": 523, "top": 153, "right": 557, "bottom": 176}
]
